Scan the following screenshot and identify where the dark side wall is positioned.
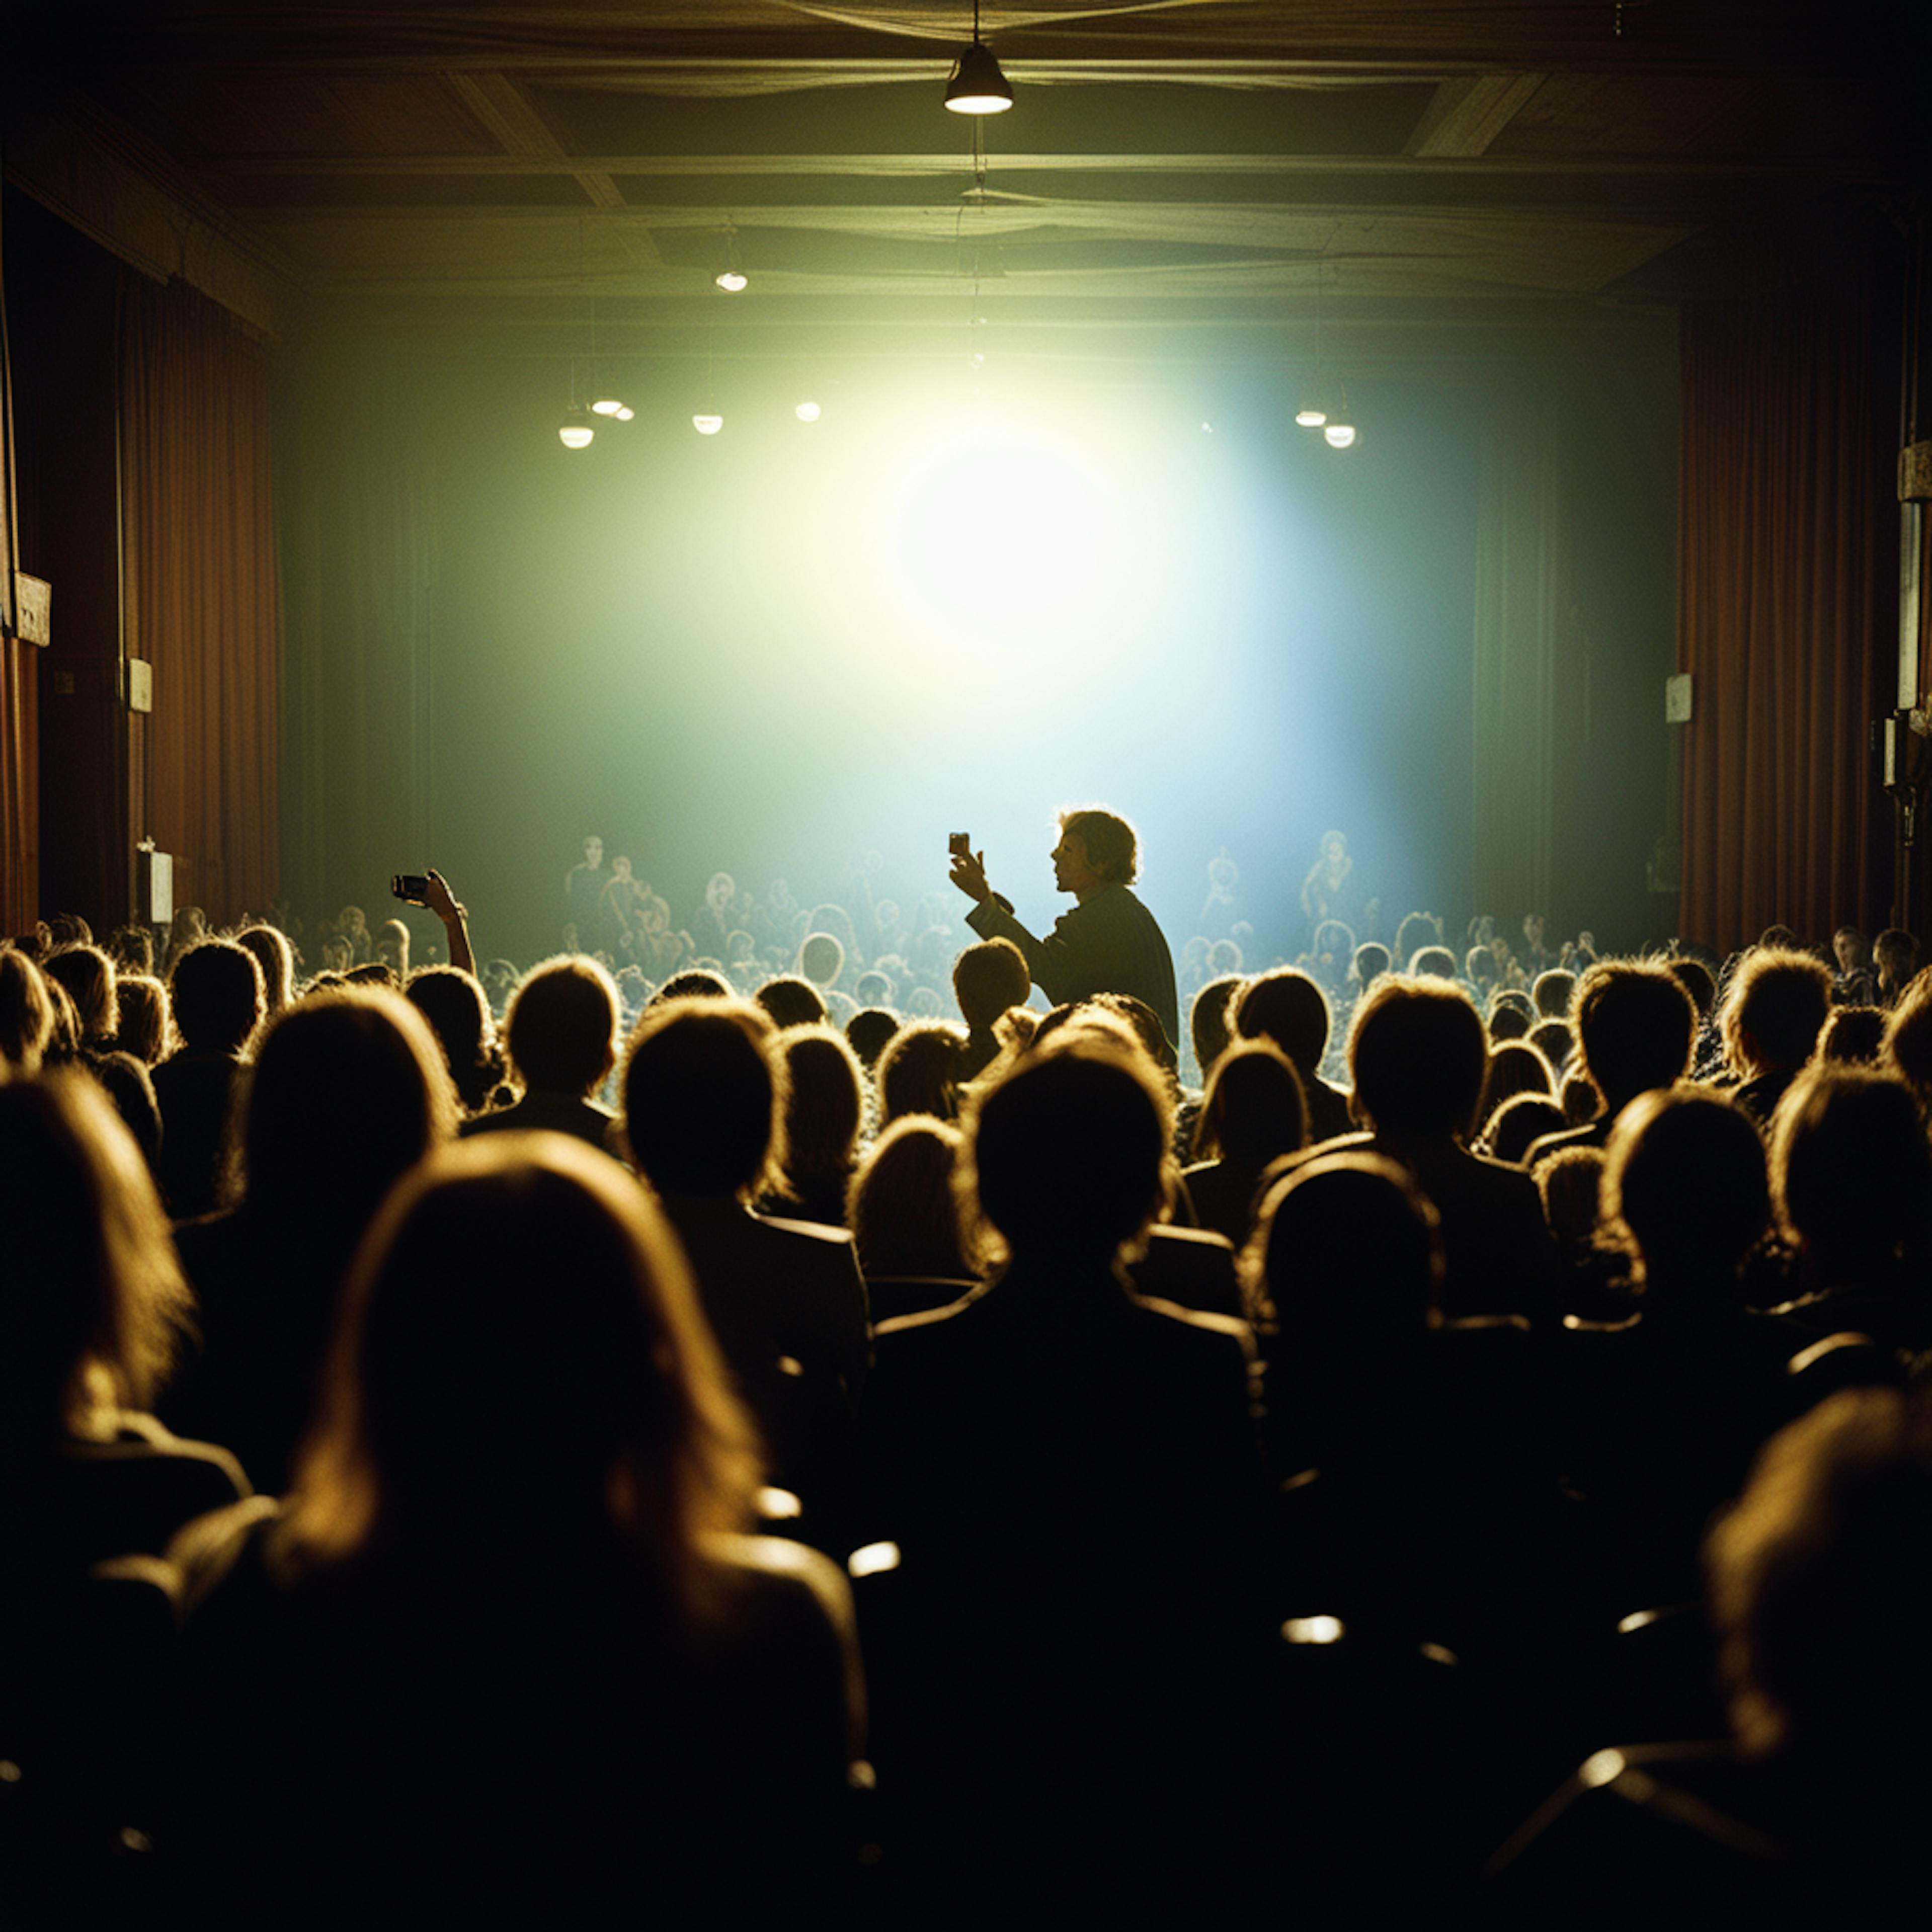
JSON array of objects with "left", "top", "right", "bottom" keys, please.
[{"left": 5, "top": 185, "right": 129, "bottom": 933}]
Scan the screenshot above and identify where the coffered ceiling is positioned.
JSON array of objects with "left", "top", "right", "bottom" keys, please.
[{"left": 4, "top": 2, "right": 1920, "bottom": 371}]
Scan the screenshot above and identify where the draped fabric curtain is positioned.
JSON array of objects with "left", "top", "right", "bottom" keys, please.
[
  {"left": 1471, "top": 381, "right": 1562, "bottom": 933},
  {"left": 1677, "top": 267, "right": 1899, "bottom": 953},
  {"left": 120, "top": 272, "right": 280, "bottom": 924},
  {"left": 0, "top": 190, "right": 38, "bottom": 936}
]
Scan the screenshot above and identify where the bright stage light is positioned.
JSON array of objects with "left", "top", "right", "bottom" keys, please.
[
  {"left": 591, "top": 397, "right": 623, "bottom": 417},
  {"left": 853, "top": 400, "right": 1131, "bottom": 655},
  {"left": 692, "top": 412, "right": 724, "bottom": 435},
  {"left": 714, "top": 270, "right": 748, "bottom": 293},
  {"left": 1324, "top": 423, "right": 1357, "bottom": 449},
  {"left": 795, "top": 400, "right": 822, "bottom": 423}
]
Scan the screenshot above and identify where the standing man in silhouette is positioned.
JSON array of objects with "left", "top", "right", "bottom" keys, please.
[{"left": 949, "top": 806, "right": 1179, "bottom": 1055}]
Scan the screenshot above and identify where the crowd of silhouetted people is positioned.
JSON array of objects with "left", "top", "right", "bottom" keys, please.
[{"left": 7, "top": 881, "right": 1932, "bottom": 1926}]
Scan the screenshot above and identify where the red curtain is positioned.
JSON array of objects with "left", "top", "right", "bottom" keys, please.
[
  {"left": 120, "top": 273, "right": 280, "bottom": 926},
  {"left": 1677, "top": 267, "right": 1900, "bottom": 953}
]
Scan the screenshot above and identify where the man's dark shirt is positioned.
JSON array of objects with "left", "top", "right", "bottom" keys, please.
[{"left": 968, "top": 882, "right": 1179, "bottom": 1052}]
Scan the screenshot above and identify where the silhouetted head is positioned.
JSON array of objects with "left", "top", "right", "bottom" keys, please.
[
  {"left": 853, "top": 970, "right": 895, "bottom": 1010},
  {"left": 655, "top": 969, "right": 734, "bottom": 1003},
  {"left": 848, "top": 1115, "right": 981, "bottom": 1281},
  {"left": 776, "top": 1025, "right": 863, "bottom": 1188},
  {"left": 952, "top": 938, "right": 1030, "bottom": 1030},
  {"left": 506, "top": 956, "right": 620, "bottom": 1099},
  {"left": 1537, "top": 1146, "right": 1605, "bottom": 1247},
  {"left": 1817, "top": 1005, "right": 1885, "bottom": 1065},
  {"left": 288, "top": 1134, "right": 760, "bottom": 1587},
  {"left": 1571, "top": 960, "right": 1698, "bottom": 1109},
  {"left": 1478, "top": 1038, "right": 1554, "bottom": 1131},
  {"left": 1874, "top": 929, "right": 1919, "bottom": 994},
  {"left": 797, "top": 932, "right": 846, "bottom": 990},
  {"left": 1192, "top": 1039, "right": 1308, "bottom": 1165},
  {"left": 1056, "top": 807, "right": 1139, "bottom": 886},
  {"left": 0, "top": 948, "right": 56, "bottom": 1075},
  {"left": 1350, "top": 943, "right": 1391, "bottom": 997},
  {"left": 108, "top": 924, "right": 154, "bottom": 976},
  {"left": 1485, "top": 1093, "right": 1566, "bottom": 1165},
  {"left": 1769, "top": 1065, "right": 1932, "bottom": 1278},
  {"left": 965, "top": 1037, "right": 1167, "bottom": 1263},
  {"left": 1234, "top": 968, "right": 1331, "bottom": 1075},
  {"left": 1086, "top": 991, "right": 1176, "bottom": 1077},
  {"left": 1668, "top": 955, "right": 1717, "bottom": 1021},
  {"left": 878, "top": 1021, "right": 968, "bottom": 1126},
  {"left": 236, "top": 926, "right": 297, "bottom": 1017},
  {"left": 238, "top": 988, "right": 459, "bottom": 1236},
  {"left": 1488, "top": 1005, "right": 1531, "bottom": 1043},
  {"left": 1603, "top": 1087, "right": 1768, "bottom": 1292},
  {"left": 1348, "top": 975, "right": 1488, "bottom": 1144},
  {"left": 1245, "top": 1150, "right": 1442, "bottom": 1341},
  {"left": 1532, "top": 969, "right": 1575, "bottom": 1019},
  {"left": 169, "top": 939, "right": 266, "bottom": 1056},
  {"left": 1528, "top": 1018, "right": 1574, "bottom": 1072},
  {"left": 1883, "top": 968, "right": 1932, "bottom": 1103},
  {"left": 374, "top": 919, "right": 410, "bottom": 980},
  {"left": 1408, "top": 945, "right": 1459, "bottom": 981},
  {"left": 113, "top": 975, "right": 171, "bottom": 1065},
  {"left": 45, "top": 944, "right": 118, "bottom": 1044},
  {"left": 621, "top": 997, "right": 786, "bottom": 1201},
  {"left": 1189, "top": 973, "right": 1245, "bottom": 1082},
  {"left": 845, "top": 1008, "right": 899, "bottom": 1070},
  {"left": 0, "top": 1072, "right": 192, "bottom": 1437},
  {"left": 755, "top": 975, "right": 827, "bottom": 1031},
  {"left": 1720, "top": 947, "right": 1833, "bottom": 1077},
  {"left": 406, "top": 966, "right": 505, "bottom": 1115},
  {"left": 1708, "top": 1388, "right": 1932, "bottom": 1761}
]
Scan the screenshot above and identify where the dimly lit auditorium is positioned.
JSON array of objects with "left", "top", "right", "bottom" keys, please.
[{"left": 4, "top": 2, "right": 1932, "bottom": 1923}]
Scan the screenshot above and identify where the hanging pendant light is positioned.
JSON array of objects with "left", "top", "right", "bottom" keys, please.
[
  {"left": 1322, "top": 371, "right": 1356, "bottom": 448},
  {"left": 692, "top": 413, "right": 724, "bottom": 436},
  {"left": 714, "top": 225, "right": 748, "bottom": 292},
  {"left": 945, "top": 0, "right": 1012, "bottom": 114},
  {"left": 558, "top": 403, "right": 594, "bottom": 449}
]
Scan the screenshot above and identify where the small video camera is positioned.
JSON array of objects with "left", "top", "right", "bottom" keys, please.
[{"left": 391, "top": 874, "right": 431, "bottom": 906}]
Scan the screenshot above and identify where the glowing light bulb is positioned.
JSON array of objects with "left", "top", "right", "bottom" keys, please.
[
  {"left": 614, "top": 406, "right": 634, "bottom": 422},
  {"left": 558, "top": 406, "right": 594, "bottom": 449},
  {"left": 795, "top": 400, "right": 821, "bottom": 423},
  {"left": 1323, "top": 423, "right": 1357, "bottom": 449},
  {"left": 590, "top": 397, "right": 623, "bottom": 416},
  {"left": 1295, "top": 405, "right": 1328, "bottom": 428},
  {"left": 692, "top": 413, "right": 723, "bottom": 436},
  {"left": 714, "top": 271, "right": 748, "bottom": 293}
]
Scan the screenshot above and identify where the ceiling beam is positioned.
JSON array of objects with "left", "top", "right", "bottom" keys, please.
[
  {"left": 1405, "top": 73, "right": 1545, "bottom": 156},
  {"left": 215, "top": 150, "right": 1871, "bottom": 182},
  {"left": 439, "top": 71, "right": 635, "bottom": 216}
]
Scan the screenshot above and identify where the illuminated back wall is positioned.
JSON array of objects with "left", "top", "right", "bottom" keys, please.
[{"left": 275, "top": 318, "right": 1673, "bottom": 971}]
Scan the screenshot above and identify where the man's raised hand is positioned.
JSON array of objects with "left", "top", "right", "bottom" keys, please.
[{"left": 948, "top": 846, "right": 992, "bottom": 905}]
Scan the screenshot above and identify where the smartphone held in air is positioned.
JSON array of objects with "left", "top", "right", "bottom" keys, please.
[
  {"left": 948, "top": 832, "right": 972, "bottom": 859},
  {"left": 391, "top": 873, "right": 431, "bottom": 906}
]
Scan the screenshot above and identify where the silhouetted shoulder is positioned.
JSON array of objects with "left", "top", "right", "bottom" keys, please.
[
  {"left": 873, "top": 1279, "right": 993, "bottom": 1339},
  {"left": 753, "top": 1209, "right": 857, "bottom": 1248},
  {"left": 1121, "top": 1290, "right": 1255, "bottom": 1352},
  {"left": 708, "top": 1530, "right": 857, "bottom": 1639}
]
